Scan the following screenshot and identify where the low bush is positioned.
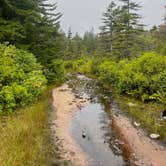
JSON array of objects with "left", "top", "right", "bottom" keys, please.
[
  {"left": 116, "top": 53, "right": 166, "bottom": 102},
  {"left": 98, "top": 60, "right": 120, "bottom": 86},
  {"left": 68, "top": 52, "right": 166, "bottom": 106},
  {"left": 0, "top": 44, "right": 47, "bottom": 112},
  {"left": 64, "top": 57, "right": 93, "bottom": 74}
]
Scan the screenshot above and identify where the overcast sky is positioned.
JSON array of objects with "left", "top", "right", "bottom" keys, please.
[{"left": 50, "top": 0, "right": 166, "bottom": 35}]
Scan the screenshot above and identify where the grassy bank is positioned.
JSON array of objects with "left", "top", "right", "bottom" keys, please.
[
  {"left": 114, "top": 94, "right": 166, "bottom": 142},
  {"left": 0, "top": 90, "right": 58, "bottom": 166}
]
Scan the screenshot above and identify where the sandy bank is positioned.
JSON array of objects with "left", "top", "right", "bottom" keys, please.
[{"left": 51, "top": 84, "right": 88, "bottom": 166}]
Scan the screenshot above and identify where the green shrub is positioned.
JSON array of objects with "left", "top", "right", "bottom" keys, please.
[
  {"left": 64, "top": 60, "right": 74, "bottom": 72},
  {"left": 74, "top": 58, "right": 92, "bottom": 74},
  {"left": 94, "top": 52, "right": 166, "bottom": 105},
  {"left": 98, "top": 60, "right": 120, "bottom": 86},
  {"left": 0, "top": 44, "right": 47, "bottom": 112},
  {"left": 45, "top": 59, "right": 65, "bottom": 85},
  {"left": 65, "top": 57, "right": 93, "bottom": 74}
]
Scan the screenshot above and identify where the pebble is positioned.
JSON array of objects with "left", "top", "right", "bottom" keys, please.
[
  {"left": 150, "top": 134, "right": 160, "bottom": 139},
  {"left": 163, "top": 116, "right": 166, "bottom": 121},
  {"left": 128, "top": 102, "right": 136, "bottom": 107},
  {"left": 134, "top": 122, "right": 141, "bottom": 127}
]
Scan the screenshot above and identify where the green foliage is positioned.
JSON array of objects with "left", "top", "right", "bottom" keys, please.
[
  {"left": 0, "top": 44, "right": 47, "bottom": 112},
  {"left": 98, "top": 60, "right": 120, "bottom": 85},
  {"left": 72, "top": 53, "right": 166, "bottom": 107},
  {"left": 99, "top": 53, "right": 166, "bottom": 104},
  {"left": 45, "top": 59, "right": 65, "bottom": 85},
  {"left": 0, "top": 93, "right": 59, "bottom": 165},
  {"left": 0, "top": 0, "right": 63, "bottom": 83},
  {"left": 100, "top": 0, "right": 144, "bottom": 59},
  {"left": 65, "top": 57, "right": 92, "bottom": 74},
  {"left": 152, "top": 24, "right": 166, "bottom": 55}
]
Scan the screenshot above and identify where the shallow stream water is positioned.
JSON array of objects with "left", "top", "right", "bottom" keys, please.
[{"left": 68, "top": 75, "right": 130, "bottom": 166}]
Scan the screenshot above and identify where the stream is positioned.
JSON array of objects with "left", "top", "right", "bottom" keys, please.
[{"left": 68, "top": 75, "right": 130, "bottom": 166}]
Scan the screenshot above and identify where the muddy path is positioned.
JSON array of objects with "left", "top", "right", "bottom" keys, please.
[{"left": 51, "top": 75, "right": 166, "bottom": 166}]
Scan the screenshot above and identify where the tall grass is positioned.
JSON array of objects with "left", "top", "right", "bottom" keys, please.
[{"left": 0, "top": 95, "right": 55, "bottom": 166}]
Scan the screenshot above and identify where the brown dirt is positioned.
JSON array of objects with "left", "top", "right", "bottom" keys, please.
[
  {"left": 113, "top": 114, "right": 166, "bottom": 166},
  {"left": 51, "top": 84, "right": 89, "bottom": 166}
]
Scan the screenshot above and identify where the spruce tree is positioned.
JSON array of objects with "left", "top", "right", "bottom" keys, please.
[
  {"left": 99, "top": 1, "right": 119, "bottom": 54},
  {"left": 0, "top": 0, "right": 62, "bottom": 63},
  {"left": 83, "top": 28, "right": 98, "bottom": 54},
  {"left": 100, "top": 0, "right": 143, "bottom": 59},
  {"left": 117, "top": 0, "right": 143, "bottom": 58}
]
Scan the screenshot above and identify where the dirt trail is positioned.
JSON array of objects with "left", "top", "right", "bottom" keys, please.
[
  {"left": 51, "top": 84, "right": 88, "bottom": 166},
  {"left": 113, "top": 114, "right": 166, "bottom": 166}
]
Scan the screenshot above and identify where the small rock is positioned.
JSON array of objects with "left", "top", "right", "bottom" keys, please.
[
  {"left": 128, "top": 102, "right": 136, "bottom": 107},
  {"left": 82, "top": 131, "right": 86, "bottom": 138},
  {"left": 79, "top": 100, "right": 86, "bottom": 103},
  {"left": 163, "top": 116, "right": 166, "bottom": 121},
  {"left": 77, "top": 104, "right": 82, "bottom": 110},
  {"left": 150, "top": 134, "right": 160, "bottom": 139},
  {"left": 134, "top": 122, "right": 141, "bottom": 127},
  {"left": 114, "top": 113, "right": 119, "bottom": 117},
  {"left": 162, "top": 111, "right": 166, "bottom": 121}
]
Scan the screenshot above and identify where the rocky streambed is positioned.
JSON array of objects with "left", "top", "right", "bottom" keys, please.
[{"left": 50, "top": 74, "right": 166, "bottom": 166}]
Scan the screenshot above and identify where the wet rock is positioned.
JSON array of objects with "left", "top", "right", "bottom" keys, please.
[
  {"left": 114, "top": 113, "right": 119, "bottom": 117},
  {"left": 82, "top": 131, "right": 86, "bottom": 138},
  {"left": 75, "top": 95, "right": 84, "bottom": 100},
  {"left": 150, "top": 134, "right": 160, "bottom": 139},
  {"left": 76, "top": 104, "right": 83, "bottom": 110},
  {"left": 75, "top": 94, "right": 79, "bottom": 98},
  {"left": 112, "top": 145, "right": 122, "bottom": 155},
  {"left": 114, "top": 139, "right": 124, "bottom": 146},
  {"left": 79, "top": 100, "right": 87, "bottom": 103},
  {"left": 134, "top": 122, "right": 141, "bottom": 127}
]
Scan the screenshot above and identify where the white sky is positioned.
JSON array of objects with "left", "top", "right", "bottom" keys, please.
[{"left": 50, "top": 0, "right": 166, "bottom": 35}]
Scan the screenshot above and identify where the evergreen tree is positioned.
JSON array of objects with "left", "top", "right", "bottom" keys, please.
[
  {"left": 0, "top": 0, "right": 63, "bottom": 82},
  {"left": 152, "top": 6, "right": 166, "bottom": 55},
  {"left": 100, "top": 0, "right": 143, "bottom": 59},
  {"left": 117, "top": 0, "right": 143, "bottom": 58},
  {"left": 72, "top": 33, "right": 84, "bottom": 56},
  {"left": 83, "top": 28, "right": 99, "bottom": 54},
  {"left": 67, "top": 27, "right": 73, "bottom": 39},
  {"left": 99, "top": 1, "right": 119, "bottom": 54}
]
